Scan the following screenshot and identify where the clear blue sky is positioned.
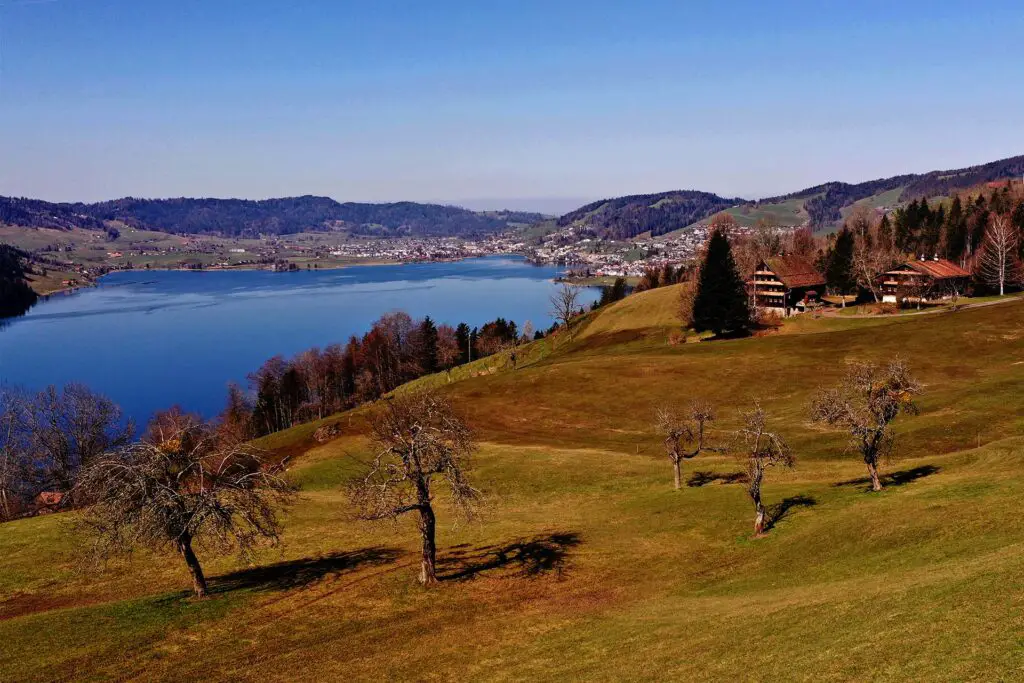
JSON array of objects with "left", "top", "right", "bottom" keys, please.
[{"left": 1, "top": 0, "right": 1022, "bottom": 210}]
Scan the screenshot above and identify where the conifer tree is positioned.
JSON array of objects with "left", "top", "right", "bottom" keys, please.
[
  {"left": 419, "top": 317, "right": 438, "bottom": 374},
  {"left": 826, "top": 227, "right": 856, "bottom": 306},
  {"left": 877, "top": 213, "right": 894, "bottom": 251},
  {"left": 691, "top": 228, "right": 750, "bottom": 335},
  {"left": 944, "top": 195, "right": 968, "bottom": 263},
  {"left": 455, "top": 323, "right": 471, "bottom": 365}
]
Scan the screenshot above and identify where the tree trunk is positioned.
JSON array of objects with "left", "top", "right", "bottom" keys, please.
[
  {"left": 753, "top": 496, "right": 766, "bottom": 536},
  {"left": 417, "top": 503, "right": 438, "bottom": 586},
  {"left": 673, "top": 457, "right": 682, "bottom": 490},
  {"left": 176, "top": 536, "right": 209, "bottom": 598},
  {"left": 866, "top": 460, "right": 883, "bottom": 492}
]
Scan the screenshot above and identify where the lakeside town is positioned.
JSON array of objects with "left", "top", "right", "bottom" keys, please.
[{"left": 9, "top": 218, "right": 742, "bottom": 295}]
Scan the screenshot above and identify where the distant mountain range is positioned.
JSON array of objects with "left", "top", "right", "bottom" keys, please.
[
  {"left": 0, "top": 196, "right": 546, "bottom": 238},
  {"left": 3, "top": 154, "right": 1022, "bottom": 241},
  {"left": 554, "top": 154, "right": 1024, "bottom": 239}
]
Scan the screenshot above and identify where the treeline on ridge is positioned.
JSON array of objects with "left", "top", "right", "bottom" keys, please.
[
  {"left": 557, "top": 190, "right": 741, "bottom": 239},
  {"left": 0, "top": 195, "right": 545, "bottom": 238}
]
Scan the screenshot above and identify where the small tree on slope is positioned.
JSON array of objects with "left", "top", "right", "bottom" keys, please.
[
  {"left": 349, "top": 390, "right": 481, "bottom": 586},
  {"left": 736, "top": 403, "right": 793, "bottom": 536},
  {"left": 76, "top": 418, "right": 295, "bottom": 598},
  {"left": 810, "top": 358, "right": 921, "bottom": 492},
  {"left": 691, "top": 228, "right": 750, "bottom": 335},
  {"left": 655, "top": 401, "right": 715, "bottom": 489}
]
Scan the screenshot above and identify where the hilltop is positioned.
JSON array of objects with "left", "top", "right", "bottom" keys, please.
[
  {"left": 0, "top": 196, "right": 545, "bottom": 239},
  {"left": 3, "top": 285, "right": 1024, "bottom": 680},
  {"left": 552, "top": 153, "right": 1024, "bottom": 237}
]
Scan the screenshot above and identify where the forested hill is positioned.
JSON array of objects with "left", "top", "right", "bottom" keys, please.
[
  {"left": 0, "top": 196, "right": 546, "bottom": 238},
  {"left": 557, "top": 154, "right": 1024, "bottom": 235},
  {"left": 746, "top": 153, "right": 1024, "bottom": 228},
  {"left": 556, "top": 190, "right": 741, "bottom": 239}
]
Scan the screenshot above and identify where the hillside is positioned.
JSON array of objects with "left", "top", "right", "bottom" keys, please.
[
  {"left": 556, "top": 190, "right": 741, "bottom": 239},
  {"left": 727, "top": 153, "right": 1024, "bottom": 229},
  {"left": 0, "top": 196, "right": 545, "bottom": 238},
  {"left": 4, "top": 286, "right": 1024, "bottom": 680},
  {"left": 554, "top": 153, "right": 1024, "bottom": 237}
]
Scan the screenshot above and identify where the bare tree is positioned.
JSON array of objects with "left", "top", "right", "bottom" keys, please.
[
  {"left": 979, "top": 215, "right": 1021, "bottom": 296},
  {"left": 0, "top": 391, "right": 28, "bottom": 521},
  {"left": 852, "top": 224, "right": 897, "bottom": 304},
  {"left": 349, "top": 390, "right": 481, "bottom": 585},
  {"left": 435, "top": 324, "right": 462, "bottom": 382},
  {"left": 810, "top": 358, "right": 921, "bottom": 492},
  {"left": 76, "top": 418, "right": 295, "bottom": 598},
  {"left": 549, "top": 284, "right": 581, "bottom": 341},
  {"left": 735, "top": 404, "right": 793, "bottom": 536},
  {"left": 654, "top": 401, "right": 715, "bottom": 489},
  {"left": 506, "top": 320, "right": 534, "bottom": 370},
  {"left": 21, "top": 384, "right": 134, "bottom": 496}
]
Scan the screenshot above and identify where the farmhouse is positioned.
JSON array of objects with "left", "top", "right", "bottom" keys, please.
[
  {"left": 880, "top": 257, "right": 971, "bottom": 304},
  {"left": 749, "top": 256, "right": 825, "bottom": 316}
]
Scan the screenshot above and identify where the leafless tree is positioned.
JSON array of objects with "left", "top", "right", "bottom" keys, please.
[
  {"left": 735, "top": 404, "right": 793, "bottom": 536},
  {"left": 349, "top": 390, "right": 481, "bottom": 585},
  {"left": 506, "top": 320, "right": 534, "bottom": 370},
  {"left": 810, "top": 358, "right": 921, "bottom": 492},
  {"left": 21, "top": 384, "right": 134, "bottom": 496},
  {"left": 852, "top": 224, "right": 897, "bottom": 304},
  {"left": 654, "top": 401, "right": 715, "bottom": 489},
  {"left": 435, "top": 324, "right": 462, "bottom": 382},
  {"left": 75, "top": 419, "right": 295, "bottom": 598},
  {"left": 0, "top": 391, "right": 28, "bottom": 521},
  {"left": 549, "top": 284, "right": 581, "bottom": 341},
  {"left": 979, "top": 215, "right": 1021, "bottom": 296}
]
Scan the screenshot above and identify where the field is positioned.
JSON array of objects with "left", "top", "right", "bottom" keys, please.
[{"left": 3, "top": 286, "right": 1024, "bottom": 680}]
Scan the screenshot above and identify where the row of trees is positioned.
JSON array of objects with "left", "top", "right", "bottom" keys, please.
[
  {"left": 0, "top": 244, "right": 40, "bottom": 319},
  {"left": 239, "top": 312, "right": 545, "bottom": 438},
  {"left": 656, "top": 358, "right": 921, "bottom": 534}
]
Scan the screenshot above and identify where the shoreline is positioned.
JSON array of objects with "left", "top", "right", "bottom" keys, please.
[{"left": 33, "top": 252, "right": 536, "bottom": 297}]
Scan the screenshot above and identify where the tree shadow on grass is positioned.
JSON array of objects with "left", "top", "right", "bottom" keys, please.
[
  {"left": 210, "top": 546, "right": 403, "bottom": 595},
  {"left": 832, "top": 465, "right": 941, "bottom": 492},
  {"left": 763, "top": 495, "right": 817, "bottom": 532},
  {"left": 687, "top": 470, "right": 748, "bottom": 487},
  {"left": 439, "top": 532, "right": 581, "bottom": 582}
]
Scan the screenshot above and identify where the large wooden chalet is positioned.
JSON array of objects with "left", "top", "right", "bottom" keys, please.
[
  {"left": 749, "top": 256, "right": 826, "bottom": 316},
  {"left": 880, "top": 257, "right": 971, "bottom": 304}
]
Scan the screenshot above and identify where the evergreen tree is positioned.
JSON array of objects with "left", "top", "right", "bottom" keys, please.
[
  {"left": 826, "top": 227, "right": 856, "bottom": 306},
  {"left": 455, "top": 322, "right": 471, "bottom": 365},
  {"left": 691, "top": 228, "right": 750, "bottom": 335},
  {"left": 418, "top": 317, "right": 438, "bottom": 374},
  {"left": 921, "top": 204, "right": 944, "bottom": 255},
  {"left": 894, "top": 201, "right": 916, "bottom": 252},
  {"left": 943, "top": 195, "right": 968, "bottom": 262},
  {"left": 877, "top": 213, "right": 893, "bottom": 251}
]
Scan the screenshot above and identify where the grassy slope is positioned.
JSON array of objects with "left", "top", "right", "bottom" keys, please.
[{"left": 3, "top": 288, "right": 1024, "bottom": 681}]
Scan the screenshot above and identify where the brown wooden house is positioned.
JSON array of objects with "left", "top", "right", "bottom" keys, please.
[
  {"left": 880, "top": 257, "right": 971, "bottom": 304},
  {"left": 749, "top": 256, "right": 826, "bottom": 316}
]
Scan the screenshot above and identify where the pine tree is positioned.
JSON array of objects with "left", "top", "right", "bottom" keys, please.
[
  {"left": 877, "top": 213, "right": 894, "bottom": 251},
  {"left": 455, "top": 322, "right": 471, "bottom": 365},
  {"left": 419, "top": 317, "right": 438, "bottom": 374},
  {"left": 826, "top": 227, "right": 856, "bottom": 306},
  {"left": 691, "top": 228, "right": 750, "bottom": 335},
  {"left": 944, "top": 195, "right": 968, "bottom": 263}
]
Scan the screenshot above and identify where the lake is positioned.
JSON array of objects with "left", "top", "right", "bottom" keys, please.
[{"left": 0, "top": 256, "right": 598, "bottom": 425}]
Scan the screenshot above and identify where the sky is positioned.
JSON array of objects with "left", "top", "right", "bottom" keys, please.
[{"left": 1, "top": 0, "right": 1023, "bottom": 211}]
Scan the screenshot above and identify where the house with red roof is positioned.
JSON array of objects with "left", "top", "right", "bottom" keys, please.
[
  {"left": 880, "top": 257, "right": 971, "bottom": 304},
  {"left": 749, "top": 256, "right": 826, "bottom": 316}
]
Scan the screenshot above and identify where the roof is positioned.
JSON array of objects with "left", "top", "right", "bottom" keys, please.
[
  {"left": 903, "top": 258, "right": 971, "bottom": 280},
  {"left": 762, "top": 256, "right": 826, "bottom": 289}
]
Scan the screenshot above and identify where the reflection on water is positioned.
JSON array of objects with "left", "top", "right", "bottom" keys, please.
[{"left": 0, "top": 256, "right": 597, "bottom": 423}]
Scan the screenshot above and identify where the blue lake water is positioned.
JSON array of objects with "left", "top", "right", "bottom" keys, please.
[{"left": 0, "top": 256, "right": 597, "bottom": 425}]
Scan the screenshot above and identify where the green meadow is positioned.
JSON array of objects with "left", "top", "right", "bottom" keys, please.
[{"left": 3, "top": 285, "right": 1024, "bottom": 681}]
